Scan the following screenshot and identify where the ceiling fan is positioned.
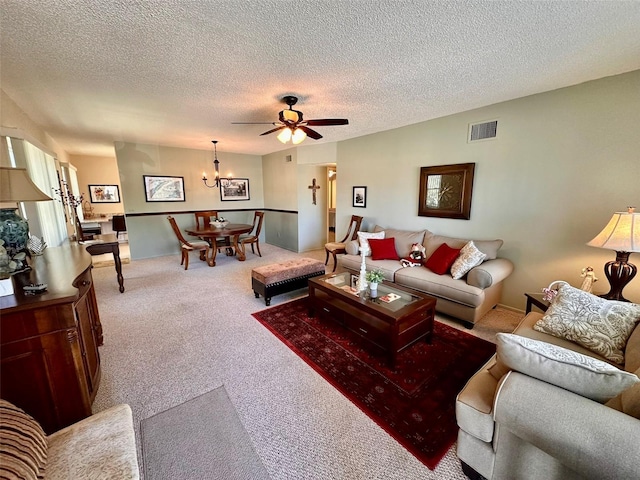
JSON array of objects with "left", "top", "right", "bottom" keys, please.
[{"left": 232, "top": 96, "right": 349, "bottom": 144}]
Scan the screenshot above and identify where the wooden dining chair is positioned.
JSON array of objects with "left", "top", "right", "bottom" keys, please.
[
  {"left": 239, "top": 211, "right": 265, "bottom": 257},
  {"left": 167, "top": 216, "right": 211, "bottom": 270},
  {"left": 194, "top": 211, "right": 219, "bottom": 229},
  {"left": 324, "top": 215, "right": 363, "bottom": 272}
]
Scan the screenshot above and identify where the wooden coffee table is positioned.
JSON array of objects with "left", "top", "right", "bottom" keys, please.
[{"left": 308, "top": 272, "right": 436, "bottom": 367}]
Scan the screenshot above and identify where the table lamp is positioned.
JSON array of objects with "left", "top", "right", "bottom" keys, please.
[
  {"left": 0, "top": 167, "right": 53, "bottom": 258},
  {"left": 587, "top": 207, "right": 639, "bottom": 302}
]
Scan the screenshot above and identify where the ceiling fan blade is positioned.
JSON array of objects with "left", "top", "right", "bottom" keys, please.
[
  {"left": 232, "top": 122, "right": 277, "bottom": 125},
  {"left": 306, "top": 118, "right": 349, "bottom": 126},
  {"left": 298, "top": 125, "right": 323, "bottom": 140},
  {"left": 260, "top": 125, "right": 286, "bottom": 136}
]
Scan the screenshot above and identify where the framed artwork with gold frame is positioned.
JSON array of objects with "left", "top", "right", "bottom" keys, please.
[{"left": 418, "top": 163, "right": 475, "bottom": 219}]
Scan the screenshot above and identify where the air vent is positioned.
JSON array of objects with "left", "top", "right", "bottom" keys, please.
[{"left": 469, "top": 120, "right": 498, "bottom": 142}]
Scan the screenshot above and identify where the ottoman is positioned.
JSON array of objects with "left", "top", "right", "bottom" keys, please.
[{"left": 252, "top": 258, "right": 325, "bottom": 306}]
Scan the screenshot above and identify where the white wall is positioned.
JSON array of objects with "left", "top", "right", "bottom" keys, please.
[
  {"left": 336, "top": 71, "right": 640, "bottom": 309},
  {"left": 297, "top": 164, "right": 327, "bottom": 252}
]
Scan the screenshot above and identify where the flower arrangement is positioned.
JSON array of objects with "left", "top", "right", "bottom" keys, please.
[
  {"left": 365, "top": 268, "right": 385, "bottom": 284},
  {"left": 210, "top": 216, "right": 229, "bottom": 228}
]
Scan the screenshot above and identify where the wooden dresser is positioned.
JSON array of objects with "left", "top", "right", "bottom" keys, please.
[{"left": 0, "top": 244, "right": 103, "bottom": 434}]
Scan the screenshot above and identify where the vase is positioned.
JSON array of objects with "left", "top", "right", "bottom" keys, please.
[
  {"left": 369, "top": 282, "right": 378, "bottom": 298},
  {"left": 0, "top": 208, "right": 29, "bottom": 258}
]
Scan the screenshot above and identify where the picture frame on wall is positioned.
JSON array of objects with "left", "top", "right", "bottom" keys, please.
[
  {"left": 352, "top": 186, "right": 367, "bottom": 208},
  {"left": 143, "top": 175, "right": 186, "bottom": 202},
  {"left": 418, "top": 163, "right": 475, "bottom": 219},
  {"left": 220, "top": 178, "right": 250, "bottom": 201},
  {"left": 88, "top": 184, "right": 120, "bottom": 203}
]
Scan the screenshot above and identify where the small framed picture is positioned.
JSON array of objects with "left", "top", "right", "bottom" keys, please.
[
  {"left": 88, "top": 184, "right": 120, "bottom": 203},
  {"left": 350, "top": 274, "right": 359, "bottom": 290},
  {"left": 352, "top": 186, "right": 367, "bottom": 208},
  {"left": 220, "top": 178, "right": 250, "bottom": 201},
  {"left": 143, "top": 175, "right": 185, "bottom": 202}
]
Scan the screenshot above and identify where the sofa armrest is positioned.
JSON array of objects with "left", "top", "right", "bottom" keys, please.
[
  {"left": 466, "top": 258, "right": 514, "bottom": 289},
  {"left": 494, "top": 372, "right": 640, "bottom": 479}
]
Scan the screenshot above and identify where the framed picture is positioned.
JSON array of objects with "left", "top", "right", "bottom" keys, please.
[
  {"left": 143, "top": 175, "right": 185, "bottom": 202},
  {"left": 220, "top": 178, "right": 250, "bottom": 201},
  {"left": 418, "top": 163, "right": 475, "bottom": 219},
  {"left": 88, "top": 184, "right": 120, "bottom": 203},
  {"left": 352, "top": 186, "right": 367, "bottom": 208}
]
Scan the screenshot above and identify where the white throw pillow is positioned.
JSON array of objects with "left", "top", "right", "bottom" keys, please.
[
  {"left": 496, "top": 333, "right": 640, "bottom": 402},
  {"left": 450, "top": 240, "right": 487, "bottom": 280},
  {"left": 357, "top": 231, "right": 385, "bottom": 256},
  {"left": 533, "top": 283, "right": 640, "bottom": 364}
]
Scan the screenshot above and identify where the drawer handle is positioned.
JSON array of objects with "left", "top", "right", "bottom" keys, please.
[
  {"left": 322, "top": 308, "right": 330, "bottom": 313},
  {"left": 81, "top": 280, "right": 90, "bottom": 286},
  {"left": 359, "top": 327, "right": 368, "bottom": 334}
]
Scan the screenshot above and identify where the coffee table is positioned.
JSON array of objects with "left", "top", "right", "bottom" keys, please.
[{"left": 308, "top": 271, "right": 436, "bottom": 367}]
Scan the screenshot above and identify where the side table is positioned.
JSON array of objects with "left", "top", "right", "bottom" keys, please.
[{"left": 524, "top": 292, "right": 550, "bottom": 313}]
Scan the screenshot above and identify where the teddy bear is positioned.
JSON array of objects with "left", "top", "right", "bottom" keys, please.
[{"left": 400, "top": 243, "right": 426, "bottom": 268}]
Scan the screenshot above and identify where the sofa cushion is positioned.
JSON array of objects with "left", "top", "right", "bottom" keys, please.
[
  {"left": 496, "top": 333, "right": 640, "bottom": 402},
  {"left": 368, "top": 237, "right": 399, "bottom": 260},
  {"left": 533, "top": 283, "right": 640, "bottom": 364},
  {"left": 357, "top": 231, "right": 385, "bottom": 256},
  {"left": 345, "top": 239, "right": 360, "bottom": 255},
  {"left": 373, "top": 225, "right": 429, "bottom": 258},
  {"left": 451, "top": 241, "right": 487, "bottom": 280},
  {"left": 423, "top": 234, "right": 503, "bottom": 260},
  {"left": 338, "top": 255, "right": 404, "bottom": 280},
  {"left": 394, "top": 267, "right": 485, "bottom": 307},
  {"left": 606, "top": 367, "right": 640, "bottom": 419},
  {"left": 424, "top": 243, "right": 461, "bottom": 274},
  {"left": 455, "top": 358, "right": 500, "bottom": 443},
  {"left": 0, "top": 399, "right": 47, "bottom": 480}
]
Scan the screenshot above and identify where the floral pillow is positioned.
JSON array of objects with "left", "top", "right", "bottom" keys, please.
[
  {"left": 533, "top": 283, "right": 640, "bottom": 364},
  {"left": 450, "top": 241, "right": 487, "bottom": 279}
]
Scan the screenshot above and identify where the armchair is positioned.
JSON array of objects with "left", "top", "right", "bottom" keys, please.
[{"left": 324, "top": 214, "right": 362, "bottom": 272}]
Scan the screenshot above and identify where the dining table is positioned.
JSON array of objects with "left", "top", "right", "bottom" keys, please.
[{"left": 185, "top": 223, "right": 253, "bottom": 266}]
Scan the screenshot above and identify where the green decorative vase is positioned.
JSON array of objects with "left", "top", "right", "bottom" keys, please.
[{"left": 0, "top": 208, "right": 29, "bottom": 258}]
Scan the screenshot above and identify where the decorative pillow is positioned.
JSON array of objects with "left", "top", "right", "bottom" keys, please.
[
  {"left": 496, "top": 333, "right": 640, "bottom": 403},
  {"left": 450, "top": 241, "right": 487, "bottom": 279},
  {"left": 345, "top": 239, "right": 360, "bottom": 255},
  {"left": 0, "top": 399, "right": 47, "bottom": 480},
  {"left": 357, "top": 231, "right": 385, "bottom": 256},
  {"left": 424, "top": 243, "right": 461, "bottom": 275},
  {"left": 368, "top": 237, "right": 399, "bottom": 261},
  {"left": 533, "top": 283, "right": 640, "bottom": 364},
  {"left": 373, "top": 225, "right": 429, "bottom": 258}
]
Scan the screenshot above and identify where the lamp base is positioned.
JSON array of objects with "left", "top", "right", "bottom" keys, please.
[
  {"left": 599, "top": 251, "right": 637, "bottom": 302},
  {"left": 0, "top": 207, "right": 29, "bottom": 258}
]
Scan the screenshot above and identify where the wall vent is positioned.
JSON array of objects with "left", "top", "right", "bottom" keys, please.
[
  {"left": 469, "top": 120, "right": 498, "bottom": 142},
  {"left": 285, "top": 155, "right": 292, "bottom": 162}
]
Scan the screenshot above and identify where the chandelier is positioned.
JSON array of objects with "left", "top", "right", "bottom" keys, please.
[{"left": 202, "top": 140, "right": 232, "bottom": 188}]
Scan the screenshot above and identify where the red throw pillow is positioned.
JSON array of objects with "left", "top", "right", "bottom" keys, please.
[
  {"left": 368, "top": 237, "right": 399, "bottom": 260},
  {"left": 424, "top": 243, "right": 462, "bottom": 275}
]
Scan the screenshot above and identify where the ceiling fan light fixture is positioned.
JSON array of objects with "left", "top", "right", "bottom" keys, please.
[
  {"left": 277, "top": 127, "right": 292, "bottom": 143},
  {"left": 292, "top": 128, "right": 307, "bottom": 144},
  {"left": 282, "top": 109, "right": 299, "bottom": 122}
]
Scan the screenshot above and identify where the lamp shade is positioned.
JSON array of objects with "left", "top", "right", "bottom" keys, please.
[
  {"left": 587, "top": 208, "right": 639, "bottom": 253},
  {"left": 0, "top": 167, "right": 53, "bottom": 202}
]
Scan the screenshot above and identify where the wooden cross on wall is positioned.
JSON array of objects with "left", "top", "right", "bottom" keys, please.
[{"left": 308, "top": 178, "right": 320, "bottom": 205}]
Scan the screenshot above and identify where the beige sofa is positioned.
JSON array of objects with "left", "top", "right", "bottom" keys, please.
[
  {"left": 456, "top": 309, "right": 640, "bottom": 480},
  {"left": 337, "top": 226, "right": 514, "bottom": 326},
  {"left": 0, "top": 401, "right": 139, "bottom": 479}
]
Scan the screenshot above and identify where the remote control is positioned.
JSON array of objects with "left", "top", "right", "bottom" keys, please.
[{"left": 23, "top": 283, "right": 48, "bottom": 293}]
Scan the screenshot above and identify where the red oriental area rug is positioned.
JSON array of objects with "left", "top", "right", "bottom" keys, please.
[{"left": 252, "top": 297, "right": 495, "bottom": 470}]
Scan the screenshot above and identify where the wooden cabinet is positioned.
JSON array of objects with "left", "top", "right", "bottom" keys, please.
[{"left": 0, "top": 245, "right": 103, "bottom": 434}]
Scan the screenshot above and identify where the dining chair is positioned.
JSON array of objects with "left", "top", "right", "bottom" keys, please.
[
  {"left": 239, "top": 211, "right": 265, "bottom": 257},
  {"left": 324, "top": 214, "right": 363, "bottom": 272},
  {"left": 167, "top": 216, "right": 211, "bottom": 270},
  {"left": 194, "top": 211, "right": 219, "bottom": 229},
  {"left": 112, "top": 215, "right": 127, "bottom": 240}
]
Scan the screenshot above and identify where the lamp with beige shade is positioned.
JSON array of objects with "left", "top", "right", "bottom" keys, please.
[{"left": 587, "top": 207, "right": 639, "bottom": 301}]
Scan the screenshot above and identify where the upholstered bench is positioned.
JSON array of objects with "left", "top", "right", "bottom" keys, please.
[{"left": 252, "top": 258, "right": 325, "bottom": 306}]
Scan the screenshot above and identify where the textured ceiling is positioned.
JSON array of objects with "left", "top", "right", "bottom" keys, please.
[{"left": 1, "top": 1, "right": 639, "bottom": 157}]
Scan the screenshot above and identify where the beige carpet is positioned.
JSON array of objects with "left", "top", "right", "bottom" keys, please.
[{"left": 91, "top": 244, "right": 523, "bottom": 480}]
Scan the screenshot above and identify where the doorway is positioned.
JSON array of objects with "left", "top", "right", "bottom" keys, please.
[{"left": 327, "top": 166, "right": 336, "bottom": 242}]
